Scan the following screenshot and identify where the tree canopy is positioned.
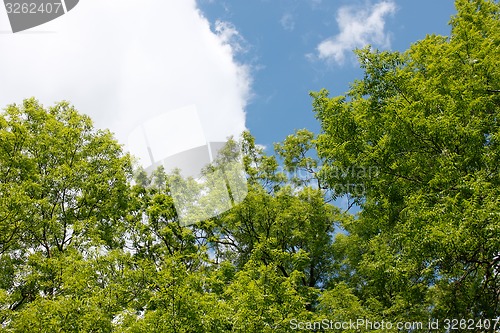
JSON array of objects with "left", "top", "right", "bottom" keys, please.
[{"left": 313, "top": 0, "right": 500, "bottom": 320}]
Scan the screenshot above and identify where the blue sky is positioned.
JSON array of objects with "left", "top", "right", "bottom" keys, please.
[{"left": 197, "top": 0, "right": 457, "bottom": 150}]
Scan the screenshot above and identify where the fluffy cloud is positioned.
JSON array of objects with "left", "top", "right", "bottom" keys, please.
[
  {"left": 280, "top": 13, "right": 295, "bottom": 31},
  {"left": 316, "top": 1, "right": 396, "bottom": 64},
  {"left": 0, "top": 0, "right": 250, "bottom": 162}
]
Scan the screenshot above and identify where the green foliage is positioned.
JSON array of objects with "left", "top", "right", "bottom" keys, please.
[
  {"left": 0, "top": 98, "right": 132, "bottom": 331},
  {"left": 313, "top": 0, "right": 500, "bottom": 322}
]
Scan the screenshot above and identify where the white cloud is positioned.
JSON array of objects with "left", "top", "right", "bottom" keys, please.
[
  {"left": 214, "top": 20, "right": 249, "bottom": 54},
  {"left": 280, "top": 13, "right": 295, "bottom": 31},
  {"left": 0, "top": 0, "right": 250, "bottom": 162},
  {"left": 316, "top": 1, "right": 396, "bottom": 64}
]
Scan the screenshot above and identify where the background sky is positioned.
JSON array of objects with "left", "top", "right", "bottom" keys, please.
[
  {"left": 197, "top": 0, "right": 457, "bottom": 151},
  {"left": 0, "top": 0, "right": 457, "bottom": 165}
]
